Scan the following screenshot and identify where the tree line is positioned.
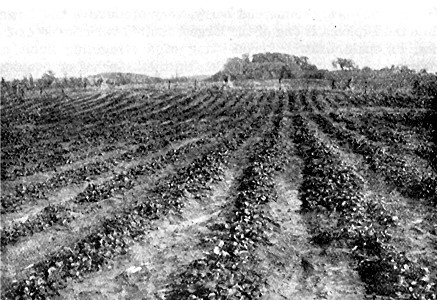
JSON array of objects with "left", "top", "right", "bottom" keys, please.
[
  {"left": 0, "top": 71, "right": 166, "bottom": 100},
  {"left": 1, "top": 70, "right": 96, "bottom": 100}
]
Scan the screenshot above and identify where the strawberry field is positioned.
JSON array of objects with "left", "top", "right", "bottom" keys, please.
[{"left": 1, "top": 87, "right": 436, "bottom": 299}]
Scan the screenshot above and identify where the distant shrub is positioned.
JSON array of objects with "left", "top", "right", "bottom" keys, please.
[
  {"left": 303, "top": 69, "right": 327, "bottom": 79},
  {"left": 411, "top": 74, "right": 437, "bottom": 101}
]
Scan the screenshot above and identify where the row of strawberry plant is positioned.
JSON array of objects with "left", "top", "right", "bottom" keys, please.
[
  {"left": 0, "top": 137, "right": 213, "bottom": 249},
  {"left": 287, "top": 90, "right": 299, "bottom": 112},
  {"left": 115, "top": 92, "right": 188, "bottom": 122},
  {"left": 215, "top": 91, "right": 252, "bottom": 118},
  {"left": 57, "top": 92, "right": 130, "bottom": 122},
  {"left": 1, "top": 145, "right": 71, "bottom": 181},
  {"left": 1, "top": 160, "right": 113, "bottom": 214},
  {"left": 330, "top": 107, "right": 433, "bottom": 137},
  {"left": 197, "top": 91, "right": 241, "bottom": 120},
  {"left": 321, "top": 91, "right": 339, "bottom": 109},
  {"left": 141, "top": 92, "right": 203, "bottom": 122},
  {"left": 293, "top": 115, "right": 436, "bottom": 299},
  {"left": 1, "top": 121, "right": 177, "bottom": 209},
  {"left": 330, "top": 110, "right": 436, "bottom": 171},
  {"left": 1, "top": 106, "right": 270, "bottom": 252},
  {"left": 1, "top": 118, "right": 256, "bottom": 299},
  {"left": 212, "top": 91, "right": 242, "bottom": 118},
  {"left": 1, "top": 91, "right": 208, "bottom": 181},
  {"left": 36, "top": 92, "right": 108, "bottom": 122},
  {"left": 333, "top": 90, "right": 421, "bottom": 108},
  {"left": 1, "top": 91, "right": 178, "bottom": 160},
  {"left": 310, "top": 113, "right": 437, "bottom": 204},
  {"left": 310, "top": 89, "right": 328, "bottom": 111},
  {"left": 299, "top": 90, "right": 312, "bottom": 112},
  {"left": 167, "top": 120, "right": 283, "bottom": 299},
  {"left": 330, "top": 110, "right": 435, "bottom": 157},
  {"left": 73, "top": 137, "right": 214, "bottom": 205},
  {"left": 1, "top": 91, "right": 260, "bottom": 214},
  {"left": 1, "top": 92, "right": 84, "bottom": 125}
]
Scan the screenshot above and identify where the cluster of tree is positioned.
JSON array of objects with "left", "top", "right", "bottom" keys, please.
[
  {"left": 328, "top": 63, "right": 436, "bottom": 93},
  {"left": 1, "top": 70, "right": 93, "bottom": 99},
  {"left": 211, "top": 53, "right": 436, "bottom": 84},
  {"left": 1, "top": 71, "right": 168, "bottom": 100},
  {"left": 209, "top": 52, "right": 326, "bottom": 81},
  {"left": 331, "top": 58, "right": 359, "bottom": 71},
  {"left": 411, "top": 73, "right": 437, "bottom": 106}
]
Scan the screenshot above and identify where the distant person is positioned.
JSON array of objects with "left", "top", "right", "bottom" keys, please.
[
  {"left": 412, "top": 79, "right": 420, "bottom": 93},
  {"left": 227, "top": 76, "right": 234, "bottom": 88},
  {"left": 221, "top": 76, "right": 229, "bottom": 90},
  {"left": 1, "top": 78, "right": 8, "bottom": 94},
  {"left": 15, "top": 85, "right": 23, "bottom": 101},
  {"left": 345, "top": 78, "right": 352, "bottom": 90},
  {"left": 331, "top": 79, "right": 336, "bottom": 90},
  {"left": 62, "top": 89, "right": 69, "bottom": 100}
]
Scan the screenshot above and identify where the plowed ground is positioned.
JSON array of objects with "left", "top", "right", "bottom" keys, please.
[{"left": 1, "top": 87, "right": 436, "bottom": 299}]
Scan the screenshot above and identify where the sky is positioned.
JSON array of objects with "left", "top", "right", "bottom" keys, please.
[{"left": 1, "top": 0, "right": 436, "bottom": 80}]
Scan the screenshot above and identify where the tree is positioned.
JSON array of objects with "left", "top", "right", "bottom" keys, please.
[
  {"left": 399, "top": 65, "right": 415, "bottom": 74},
  {"left": 332, "top": 58, "right": 358, "bottom": 71},
  {"left": 295, "top": 56, "right": 309, "bottom": 66},
  {"left": 242, "top": 53, "right": 251, "bottom": 63},
  {"left": 223, "top": 57, "right": 246, "bottom": 78}
]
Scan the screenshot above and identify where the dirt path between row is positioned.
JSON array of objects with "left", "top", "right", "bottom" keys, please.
[
  {"left": 57, "top": 169, "right": 235, "bottom": 300},
  {"left": 258, "top": 175, "right": 365, "bottom": 300}
]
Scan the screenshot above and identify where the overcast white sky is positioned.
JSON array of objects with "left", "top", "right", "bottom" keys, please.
[{"left": 1, "top": 0, "right": 436, "bottom": 79}]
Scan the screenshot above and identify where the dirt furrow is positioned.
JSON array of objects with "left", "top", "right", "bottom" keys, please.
[
  {"left": 258, "top": 175, "right": 365, "bottom": 300},
  {"left": 57, "top": 169, "right": 235, "bottom": 300},
  {"left": 1, "top": 105, "right": 267, "bottom": 298},
  {"left": 0, "top": 170, "right": 168, "bottom": 289}
]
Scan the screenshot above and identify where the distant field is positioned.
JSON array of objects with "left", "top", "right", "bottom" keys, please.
[{"left": 1, "top": 85, "right": 436, "bottom": 299}]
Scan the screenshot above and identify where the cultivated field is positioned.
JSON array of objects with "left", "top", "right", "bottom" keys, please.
[{"left": 1, "top": 86, "right": 436, "bottom": 299}]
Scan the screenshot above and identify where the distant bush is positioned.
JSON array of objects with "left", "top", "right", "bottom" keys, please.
[
  {"left": 332, "top": 57, "right": 358, "bottom": 71},
  {"left": 303, "top": 69, "right": 328, "bottom": 79},
  {"left": 412, "top": 73, "right": 437, "bottom": 101}
]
